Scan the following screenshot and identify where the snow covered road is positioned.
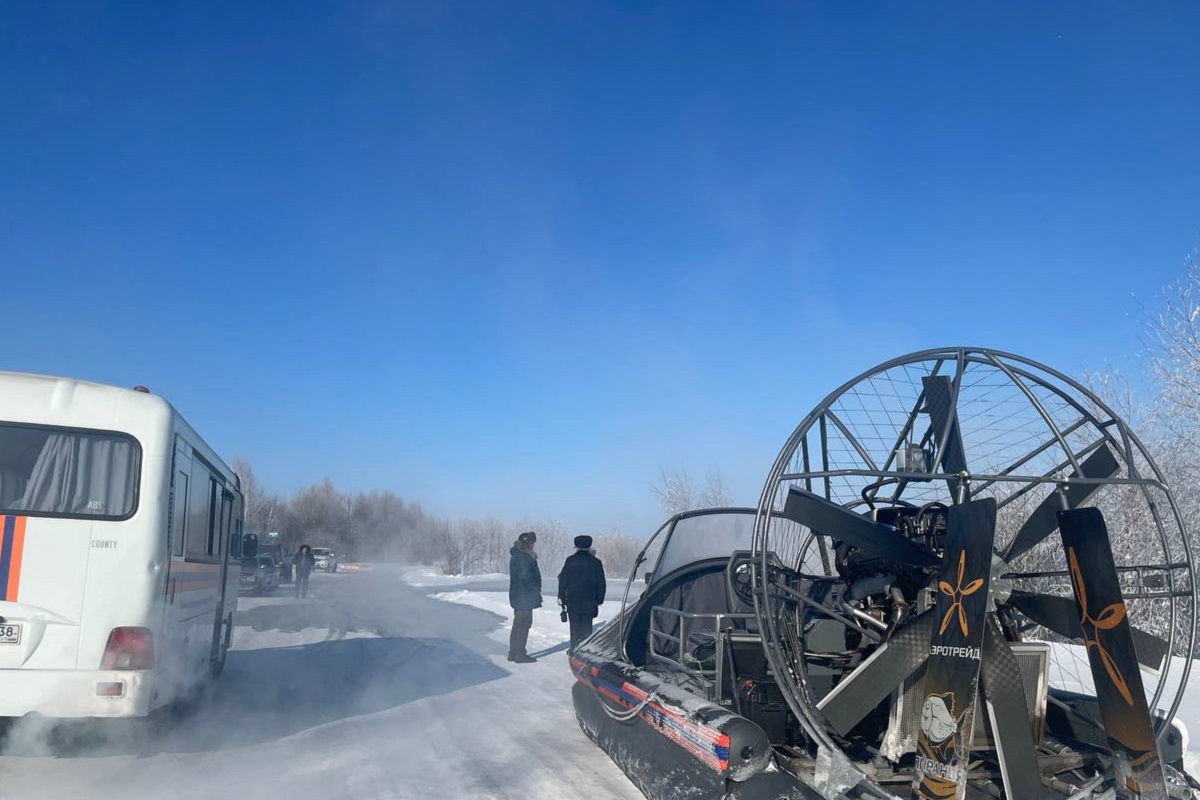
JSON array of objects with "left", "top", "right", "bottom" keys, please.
[{"left": 0, "top": 567, "right": 643, "bottom": 800}]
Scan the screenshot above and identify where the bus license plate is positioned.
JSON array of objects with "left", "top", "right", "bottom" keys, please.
[{"left": 0, "top": 624, "right": 22, "bottom": 645}]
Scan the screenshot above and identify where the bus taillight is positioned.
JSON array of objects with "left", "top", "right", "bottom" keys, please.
[{"left": 101, "top": 627, "right": 155, "bottom": 670}]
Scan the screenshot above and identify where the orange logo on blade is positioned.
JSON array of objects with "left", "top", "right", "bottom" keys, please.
[
  {"left": 1068, "top": 547, "right": 1133, "bottom": 706},
  {"left": 938, "top": 550, "right": 984, "bottom": 637}
]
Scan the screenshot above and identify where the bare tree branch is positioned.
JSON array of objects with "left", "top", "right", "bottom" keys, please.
[
  {"left": 698, "top": 470, "right": 731, "bottom": 508},
  {"left": 651, "top": 467, "right": 694, "bottom": 517}
]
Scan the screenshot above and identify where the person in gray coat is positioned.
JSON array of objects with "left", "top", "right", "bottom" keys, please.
[
  {"left": 508, "top": 531, "right": 542, "bottom": 663},
  {"left": 291, "top": 544, "right": 315, "bottom": 599}
]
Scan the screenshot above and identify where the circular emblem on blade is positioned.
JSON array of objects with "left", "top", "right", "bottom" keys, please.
[{"left": 920, "top": 694, "right": 958, "bottom": 744}]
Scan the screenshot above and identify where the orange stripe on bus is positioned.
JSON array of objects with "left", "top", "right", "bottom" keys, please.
[{"left": 6, "top": 517, "right": 26, "bottom": 601}]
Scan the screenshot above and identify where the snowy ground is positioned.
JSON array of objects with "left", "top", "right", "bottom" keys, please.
[{"left": 0, "top": 566, "right": 643, "bottom": 800}]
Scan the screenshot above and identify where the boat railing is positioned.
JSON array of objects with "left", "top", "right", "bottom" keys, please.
[{"left": 648, "top": 606, "right": 757, "bottom": 704}]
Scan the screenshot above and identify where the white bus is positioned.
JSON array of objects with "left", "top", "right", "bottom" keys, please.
[{"left": 0, "top": 372, "right": 247, "bottom": 718}]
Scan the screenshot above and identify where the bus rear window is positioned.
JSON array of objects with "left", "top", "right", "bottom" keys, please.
[{"left": 0, "top": 423, "right": 140, "bottom": 519}]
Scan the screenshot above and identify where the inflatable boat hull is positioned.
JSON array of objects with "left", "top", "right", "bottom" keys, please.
[{"left": 570, "top": 655, "right": 821, "bottom": 800}]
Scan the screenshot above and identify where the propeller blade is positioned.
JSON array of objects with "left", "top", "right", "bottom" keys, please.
[
  {"left": 979, "top": 617, "right": 1052, "bottom": 800},
  {"left": 1007, "top": 590, "right": 1168, "bottom": 672},
  {"left": 1002, "top": 444, "right": 1120, "bottom": 562},
  {"left": 1058, "top": 507, "right": 1167, "bottom": 800},
  {"left": 817, "top": 611, "right": 935, "bottom": 736},
  {"left": 781, "top": 487, "right": 939, "bottom": 568},
  {"left": 911, "top": 498, "right": 998, "bottom": 800},
  {"left": 921, "top": 375, "right": 968, "bottom": 497}
]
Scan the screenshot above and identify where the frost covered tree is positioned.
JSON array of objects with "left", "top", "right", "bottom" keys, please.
[
  {"left": 437, "top": 519, "right": 489, "bottom": 575},
  {"left": 1149, "top": 255, "right": 1200, "bottom": 441},
  {"left": 698, "top": 471, "right": 731, "bottom": 508},
  {"left": 232, "top": 457, "right": 282, "bottom": 535},
  {"left": 1061, "top": 253, "right": 1200, "bottom": 651},
  {"left": 651, "top": 467, "right": 694, "bottom": 517},
  {"left": 592, "top": 530, "right": 644, "bottom": 578},
  {"left": 652, "top": 466, "right": 732, "bottom": 516}
]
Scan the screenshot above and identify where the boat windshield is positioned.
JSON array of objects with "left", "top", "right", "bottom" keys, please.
[{"left": 649, "top": 509, "right": 755, "bottom": 583}]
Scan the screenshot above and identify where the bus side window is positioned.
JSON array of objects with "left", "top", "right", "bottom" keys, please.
[
  {"left": 172, "top": 470, "right": 188, "bottom": 558},
  {"left": 228, "top": 496, "right": 242, "bottom": 559},
  {"left": 206, "top": 478, "right": 220, "bottom": 556},
  {"left": 218, "top": 490, "right": 232, "bottom": 559},
  {"left": 187, "top": 462, "right": 214, "bottom": 560}
]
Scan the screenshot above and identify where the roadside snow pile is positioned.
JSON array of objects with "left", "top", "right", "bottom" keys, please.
[
  {"left": 432, "top": 590, "right": 625, "bottom": 653},
  {"left": 231, "top": 625, "right": 380, "bottom": 651},
  {"left": 400, "top": 565, "right": 507, "bottom": 587}
]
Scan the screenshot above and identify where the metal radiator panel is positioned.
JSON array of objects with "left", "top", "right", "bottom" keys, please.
[{"left": 880, "top": 641, "right": 1049, "bottom": 760}]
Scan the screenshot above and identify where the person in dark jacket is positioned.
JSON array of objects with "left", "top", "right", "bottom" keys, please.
[
  {"left": 557, "top": 535, "right": 606, "bottom": 653},
  {"left": 508, "top": 531, "right": 542, "bottom": 663},
  {"left": 292, "top": 544, "right": 316, "bottom": 599}
]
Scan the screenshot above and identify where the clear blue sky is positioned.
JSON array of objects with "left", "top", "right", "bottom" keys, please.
[{"left": 2, "top": 2, "right": 1198, "bottom": 534}]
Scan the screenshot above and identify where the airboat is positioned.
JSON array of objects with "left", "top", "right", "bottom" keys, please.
[{"left": 570, "top": 348, "right": 1199, "bottom": 800}]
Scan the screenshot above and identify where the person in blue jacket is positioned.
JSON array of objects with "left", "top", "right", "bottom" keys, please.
[{"left": 508, "top": 531, "right": 542, "bottom": 663}]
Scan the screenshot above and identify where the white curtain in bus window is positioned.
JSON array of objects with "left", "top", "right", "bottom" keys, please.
[
  {"left": 0, "top": 464, "right": 24, "bottom": 508},
  {"left": 11, "top": 430, "right": 137, "bottom": 517}
]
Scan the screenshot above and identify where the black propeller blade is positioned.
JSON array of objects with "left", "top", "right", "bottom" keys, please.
[
  {"left": 817, "top": 611, "right": 936, "bottom": 736},
  {"left": 911, "top": 498, "right": 997, "bottom": 800},
  {"left": 979, "top": 616, "right": 1052, "bottom": 800},
  {"left": 781, "top": 487, "right": 939, "bottom": 569},
  {"left": 1058, "top": 508, "right": 1167, "bottom": 800},
  {"left": 1007, "top": 590, "right": 1168, "bottom": 672},
  {"left": 922, "top": 375, "right": 968, "bottom": 498},
  {"left": 1002, "top": 445, "right": 1120, "bottom": 562}
]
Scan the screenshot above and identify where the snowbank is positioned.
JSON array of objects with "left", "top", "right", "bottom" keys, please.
[
  {"left": 400, "top": 565, "right": 508, "bottom": 587},
  {"left": 432, "top": 590, "right": 625, "bottom": 653},
  {"left": 231, "top": 625, "right": 381, "bottom": 651}
]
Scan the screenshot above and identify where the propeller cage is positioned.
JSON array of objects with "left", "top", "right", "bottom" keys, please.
[{"left": 750, "top": 347, "right": 1197, "bottom": 800}]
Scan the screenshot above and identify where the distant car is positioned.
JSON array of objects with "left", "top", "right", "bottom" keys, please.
[
  {"left": 259, "top": 543, "right": 294, "bottom": 582},
  {"left": 312, "top": 547, "right": 339, "bottom": 573},
  {"left": 240, "top": 555, "right": 280, "bottom": 595}
]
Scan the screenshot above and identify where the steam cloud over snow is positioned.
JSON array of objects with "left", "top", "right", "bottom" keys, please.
[{"left": 0, "top": 568, "right": 641, "bottom": 800}]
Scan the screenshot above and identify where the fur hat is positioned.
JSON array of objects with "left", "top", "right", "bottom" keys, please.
[
  {"left": 518, "top": 531, "right": 537, "bottom": 546},
  {"left": 574, "top": 535, "right": 593, "bottom": 549}
]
